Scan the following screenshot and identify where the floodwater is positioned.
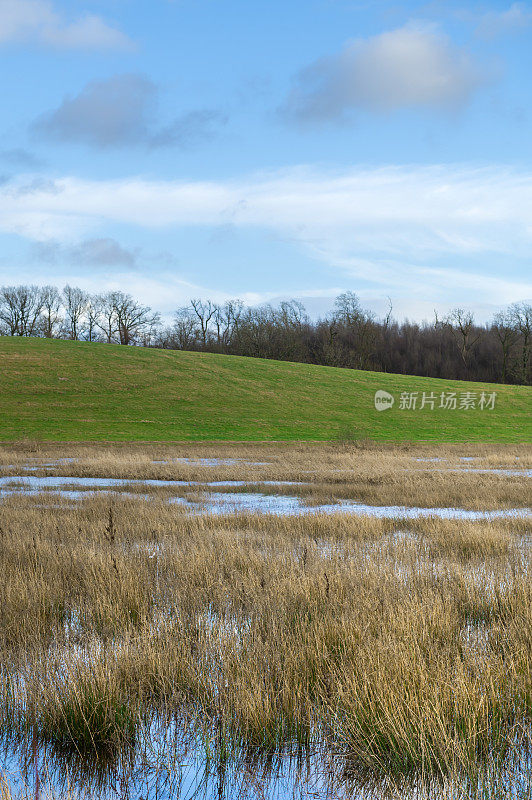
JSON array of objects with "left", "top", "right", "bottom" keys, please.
[
  {"left": 169, "top": 492, "right": 532, "bottom": 520},
  {"left": 155, "top": 457, "right": 271, "bottom": 466},
  {"left": 411, "top": 467, "right": 532, "bottom": 478},
  {"left": 0, "top": 723, "right": 350, "bottom": 800},
  {"left": 0, "top": 475, "right": 302, "bottom": 491},
  {"left": 9, "top": 718, "right": 522, "bottom": 800},
  {"left": 0, "top": 474, "right": 530, "bottom": 520}
]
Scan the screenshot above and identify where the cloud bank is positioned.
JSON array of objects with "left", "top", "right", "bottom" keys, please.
[
  {"left": 2, "top": 164, "right": 529, "bottom": 251},
  {"left": 1, "top": 164, "right": 531, "bottom": 306}
]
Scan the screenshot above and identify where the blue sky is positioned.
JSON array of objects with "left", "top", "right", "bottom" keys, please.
[{"left": 1, "top": 0, "right": 532, "bottom": 322}]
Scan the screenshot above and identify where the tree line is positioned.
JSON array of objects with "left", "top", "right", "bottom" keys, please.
[
  {"left": 0, "top": 285, "right": 160, "bottom": 346},
  {"left": 1, "top": 284, "right": 531, "bottom": 385}
]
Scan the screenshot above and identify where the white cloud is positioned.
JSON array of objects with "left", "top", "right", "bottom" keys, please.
[
  {"left": 2, "top": 164, "right": 532, "bottom": 251},
  {"left": 1, "top": 164, "right": 531, "bottom": 307},
  {"left": 475, "top": 3, "right": 532, "bottom": 38},
  {"left": 0, "top": 0, "right": 133, "bottom": 50},
  {"left": 282, "top": 24, "right": 486, "bottom": 122}
]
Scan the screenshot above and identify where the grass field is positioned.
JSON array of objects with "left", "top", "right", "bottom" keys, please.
[{"left": 0, "top": 336, "right": 530, "bottom": 443}]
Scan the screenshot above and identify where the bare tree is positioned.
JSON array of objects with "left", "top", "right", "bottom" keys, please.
[
  {"left": 113, "top": 292, "right": 160, "bottom": 345},
  {"left": 333, "top": 291, "right": 364, "bottom": 327},
  {"left": 275, "top": 300, "right": 308, "bottom": 360},
  {"left": 85, "top": 295, "right": 102, "bottom": 342},
  {"left": 278, "top": 299, "right": 307, "bottom": 329},
  {"left": 170, "top": 307, "right": 200, "bottom": 350},
  {"left": 212, "top": 304, "right": 224, "bottom": 349},
  {"left": 190, "top": 298, "right": 216, "bottom": 348},
  {"left": 332, "top": 291, "right": 377, "bottom": 369},
  {"left": 383, "top": 297, "right": 393, "bottom": 330},
  {"left": 492, "top": 311, "right": 519, "bottom": 384},
  {"left": 509, "top": 302, "right": 532, "bottom": 384},
  {"left": 41, "top": 285, "right": 62, "bottom": 338},
  {"left": 96, "top": 292, "right": 120, "bottom": 343},
  {"left": 0, "top": 285, "right": 45, "bottom": 336},
  {"left": 62, "top": 285, "right": 88, "bottom": 340},
  {"left": 446, "top": 308, "right": 481, "bottom": 372},
  {"left": 223, "top": 299, "right": 244, "bottom": 350},
  {"left": 212, "top": 301, "right": 247, "bottom": 351},
  {"left": 0, "top": 286, "right": 23, "bottom": 335}
]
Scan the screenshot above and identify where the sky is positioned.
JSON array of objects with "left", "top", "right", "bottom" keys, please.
[{"left": 1, "top": 0, "right": 532, "bottom": 323}]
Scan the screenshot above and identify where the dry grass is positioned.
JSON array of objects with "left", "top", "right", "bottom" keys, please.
[
  {"left": 0, "top": 777, "right": 12, "bottom": 800},
  {"left": 0, "top": 441, "right": 531, "bottom": 510},
  {"left": 0, "top": 443, "right": 531, "bottom": 798}
]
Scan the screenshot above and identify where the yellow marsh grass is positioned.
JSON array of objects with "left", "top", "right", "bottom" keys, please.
[
  {"left": 0, "top": 776, "right": 79, "bottom": 800},
  {"left": 0, "top": 441, "right": 530, "bottom": 510},
  {"left": 0, "top": 510, "right": 531, "bottom": 781},
  {"left": 0, "top": 443, "right": 530, "bottom": 789}
]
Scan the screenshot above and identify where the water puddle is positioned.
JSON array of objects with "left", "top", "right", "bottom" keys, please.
[
  {"left": 1, "top": 476, "right": 530, "bottom": 520},
  {"left": 153, "top": 457, "right": 271, "bottom": 466},
  {"left": 452, "top": 467, "right": 531, "bottom": 477},
  {"left": 0, "top": 475, "right": 302, "bottom": 495},
  {"left": 412, "top": 467, "right": 532, "bottom": 478},
  {"left": 0, "top": 456, "right": 270, "bottom": 472},
  {"left": 169, "top": 492, "right": 531, "bottom": 521},
  {"left": 415, "top": 457, "right": 478, "bottom": 463},
  {"left": 0, "top": 457, "right": 78, "bottom": 471},
  {"left": 0, "top": 725, "right": 337, "bottom": 800}
]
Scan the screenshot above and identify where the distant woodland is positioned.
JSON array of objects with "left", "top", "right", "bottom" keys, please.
[{"left": 1, "top": 284, "right": 530, "bottom": 385}]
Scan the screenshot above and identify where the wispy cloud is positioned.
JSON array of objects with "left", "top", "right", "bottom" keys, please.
[
  {"left": 281, "top": 24, "right": 487, "bottom": 123},
  {"left": 1, "top": 164, "right": 531, "bottom": 249},
  {"left": 1, "top": 164, "right": 531, "bottom": 305},
  {"left": 32, "top": 237, "right": 139, "bottom": 268},
  {"left": 0, "top": 0, "right": 133, "bottom": 50},
  {"left": 0, "top": 148, "right": 44, "bottom": 169},
  {"left": 32, "top": 74, "right": 227, "bottom": 149},
  {"left": 475, "top": 3, "right": 532, "bottom": 38},
  {"left": 149, "top": 109, "right": 228, "bottom": 149}
]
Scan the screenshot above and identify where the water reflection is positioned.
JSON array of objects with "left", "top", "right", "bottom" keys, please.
[{"left": 2, "top": 719, "right": 531, "bottom": 800}]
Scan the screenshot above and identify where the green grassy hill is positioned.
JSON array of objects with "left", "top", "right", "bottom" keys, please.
[{"left": 0, "top": 336, "right": 530, "bottom": 442}]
